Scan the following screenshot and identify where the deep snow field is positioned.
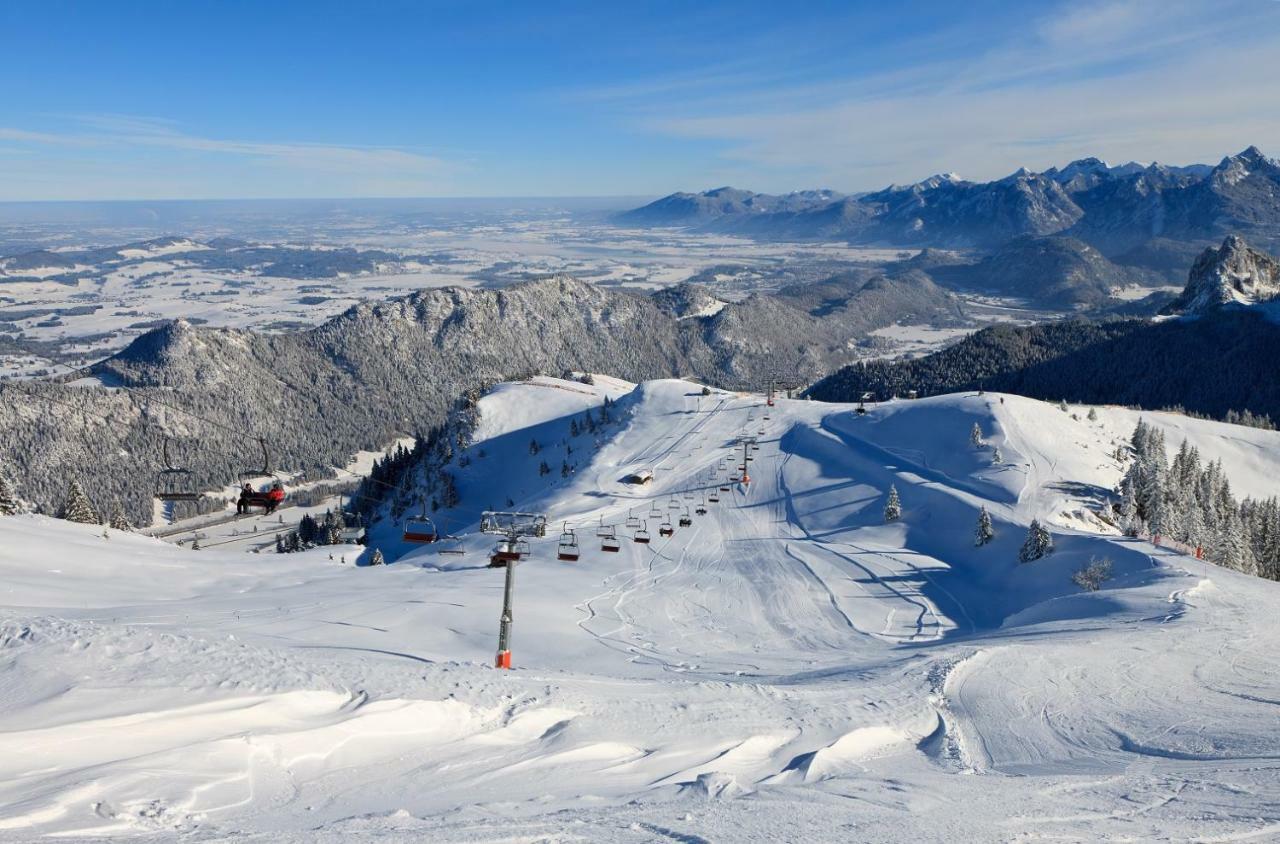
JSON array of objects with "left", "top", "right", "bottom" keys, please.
[{"left": 2, "top": 380, "right": 1279, "bottom": 842}]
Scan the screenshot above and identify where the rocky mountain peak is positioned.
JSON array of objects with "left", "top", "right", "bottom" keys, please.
[{"left": 1168, "top": 235, "right": 1280, "bottom": 313}]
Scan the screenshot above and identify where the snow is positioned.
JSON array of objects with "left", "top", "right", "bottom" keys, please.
[{"left": 1, "top": 382, "right": 1279, "bottom": 840}]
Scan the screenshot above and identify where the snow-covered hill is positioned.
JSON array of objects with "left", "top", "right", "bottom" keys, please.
[{"left": 1, "top": 382, "right": 1279, "bottom": 841}]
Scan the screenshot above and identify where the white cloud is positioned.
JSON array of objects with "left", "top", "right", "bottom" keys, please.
[
  {"left": 0, "top": 115, "right": 457, "bottom": 199},
  {"left": 639, "top": 0, "right": 1280, "bottom": 190}
]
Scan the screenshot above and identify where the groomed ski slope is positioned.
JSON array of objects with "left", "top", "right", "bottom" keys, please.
[{"left": 1, "top": 379, "right": 1279, "bottom": 842}]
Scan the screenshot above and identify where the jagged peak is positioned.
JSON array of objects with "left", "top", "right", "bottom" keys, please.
[{"left": 1168, "top": 234, "right": 1280, "bottom": 314}]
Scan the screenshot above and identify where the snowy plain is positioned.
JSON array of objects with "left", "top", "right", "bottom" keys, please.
[{"left": 1, "top": 380, "right": 1278, "bottom": 841}]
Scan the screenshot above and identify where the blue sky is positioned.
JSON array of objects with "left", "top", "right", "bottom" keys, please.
[{"left": 0, "top": 0, "right": 1277, "bottom": 200}]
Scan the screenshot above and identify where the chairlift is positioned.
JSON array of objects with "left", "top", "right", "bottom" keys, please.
[
  {"left": 679, "top": 510, "right": 693, "bottom": 527},
  {"left": 154, "top": 438, "right": 203, "bottom": 502},
  {"left": 668, "top": 496, "right": 681, "bottom": 509},
  {"left": 596, "top": 516, "right": 613, "bottom": 537},
  {"left": 557, "top": 525, "right": 580, "bottom": 562},
  {"left": 649, "top": 502, "right": 662, "bottom": 517},
  {"left": 402, "top": 509, "right": 439, "bottom": 544},
  {"left": 488, "top": 538, "right": 529, "bottom": 568},
  {"left": 601, "top": 525, "right": 621, "bottom": 552},
  {"left": 683, "top": 490, "right": 694, "bottom": 499},
  {"left": 625, "top": 509, "right": 641, "bottom": 530},
  {"left": 708, "top": 491, "right": 720, "bottom": 503},
  {"left": 633, "top": 520, "right": 651, "bottom": 544},
  {"left": 659, "top": 519, "right": 674, "bottom": 537}
]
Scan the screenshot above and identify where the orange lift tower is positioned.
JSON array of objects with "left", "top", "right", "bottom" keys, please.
[{"left": 481, "top": 510, "right": 547, "bottom": 669}]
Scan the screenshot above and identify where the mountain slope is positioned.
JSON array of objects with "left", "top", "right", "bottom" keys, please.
[
  {"left": 808, "top": 309, "right": 1280, "bottom": 422},
  {"left": 1166, "top": 234, "right": 1280, "bottom": 313},
  {"left": 2, "top": 381, "right": 1279, "bottom": 840},
  {"left": 1, "top": 274, "right": 965, "bottom": 524}
]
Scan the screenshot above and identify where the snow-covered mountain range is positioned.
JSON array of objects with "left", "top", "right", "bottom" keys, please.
[{"left": 618, "top": 147, "right": 1280, "bottom": 260}]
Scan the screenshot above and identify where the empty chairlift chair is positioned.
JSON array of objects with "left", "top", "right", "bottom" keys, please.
[
  {"left": 634, "top": 520, "right": 651, "bottom": 544},
  {"left": 625, "top": 509, "right": 642, "bottom": 530},
  {"left": 403, "top": 513, "right": 439, "bottom": 544},
  {"left": 557, "top": 526, "right": 580, "bottom": 562},
  {"left": 601, "top": 526, "right": 621, "bottom": 552},
  {"left": 488, "top": 538, "right": 529, "bottom": 568},
  {"left": 154, "top": 439, "right": 202, "bottom": 502}
]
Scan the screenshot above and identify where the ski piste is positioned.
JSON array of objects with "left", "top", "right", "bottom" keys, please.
[{"left": 1, "top": 377, "right": 1279, "bottom": 841}]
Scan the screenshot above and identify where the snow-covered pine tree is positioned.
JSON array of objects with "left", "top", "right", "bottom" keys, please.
[
  {"left": 1087, "top": 407, "right": 1098, "bottom": 423},
  {"left": 884, "top": 485, "right": 901, "bottom": 522},
  {"left": 0, "top": 470, "right": 22, "bottom": 516},
  {"left": 970, "top": 423, "right": 984, "bottom": 449},
  {"left": 1018, "top": 519, "right": 1053, "bottom": 562},
  {"left": 975, "top": 506, "right": 995, "bottom": 546},
  {"left": 109, "top": 500, "right": 133, "bottom": 532},
  {"left": 369, "top": 547, "right": 386, "bottom": 566},
  {"left": 60, "top": 480, "right": 100, "bottom": 524},
  {"left": 276, "top": 534, "right": 286, "bottom": 553},
  {"left": 992, "top": 447, "right": 1003, "bottom": 464},
  {"left": 1058, "top": 400, "right": 1069, "bottom": 412}
]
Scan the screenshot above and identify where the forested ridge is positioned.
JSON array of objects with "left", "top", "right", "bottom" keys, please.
[
  {"left": 1, "top": 273, "right": 958, "bottom": 524},
  {"left": 809, "top": 310, "right": 1280, "bottom": 423}
]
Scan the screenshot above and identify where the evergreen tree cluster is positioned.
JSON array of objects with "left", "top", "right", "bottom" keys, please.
[
  {"left": 808, "top": 312, "right": 1280, "bottom": 428},
  {"left": 1116, "top": 420, "right": 1280, "bottom": 580},
  {"left": 277, "top": 508, "right": 362, "bottom": 554}
]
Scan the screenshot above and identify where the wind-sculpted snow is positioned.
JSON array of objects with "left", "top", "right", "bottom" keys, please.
[
  {"left": 2, "top": 383, "right": 1279, "bottom": 840},
  {"left": 1, "top": 383, "right": 1279, "bottom": 840}
]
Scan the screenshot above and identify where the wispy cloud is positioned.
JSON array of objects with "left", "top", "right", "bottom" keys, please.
[
  {"left": 627, "top": 0, "right": 1280, "bottom": 190},
  {"left": 0, "top": 114, "right": 457, "bottom": 199}
]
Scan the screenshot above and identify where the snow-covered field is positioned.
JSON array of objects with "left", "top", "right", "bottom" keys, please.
[{"left": 2, "top": 383, "right": 1279, "bottom": 841}]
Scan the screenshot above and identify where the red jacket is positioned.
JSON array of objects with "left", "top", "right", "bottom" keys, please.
[{"left": 267, "top": 487, "right": 285, "bottom": 503}]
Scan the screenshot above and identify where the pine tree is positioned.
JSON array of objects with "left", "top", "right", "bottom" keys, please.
[
  {"left": 884, "top": 485, "right": 901, "bottom": 522},
  {"left": 60, "top": 480, "right": 100, "bottom": 524},
  {"left": 975, "top": 506, "right": 995, "bottom": 546},
  {"left": 276, "top": 534, "right": 286, "bottom": 554},
  {"left": 109, "top": 500, "right": 133, "bottom": 532},
  {"left": 369, "top": 547, "right": 386, "bottom": 566},
  {"left": 529, "top": 438, "right": 540, "bottom": 455},
  {"left": 0, "top": 470, "right": 22, "bottom": 516},
  {"left": 1018, "top": 519, "right": 1053, "bottom": 563},
  {"left": 1058, "top": 400, "right": 1069, "bottom": 412},
  {"left": 1087, "top": 407, "right": 1098, "bottom": 423},
  {"left": 992, "top": 447, "right": 1003, "bottom": 464},
  {"left": 970, "top": 423, "right": 984, "bottom": 449}
]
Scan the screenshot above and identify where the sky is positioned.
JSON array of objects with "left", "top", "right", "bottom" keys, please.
[{"left": 0, "top": 0, "right": 1277, "bottom": 201}]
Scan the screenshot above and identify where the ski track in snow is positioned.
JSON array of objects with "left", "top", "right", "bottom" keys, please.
[{"left": 1, "top": 383, "right": 1280, "bottom": 841}]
